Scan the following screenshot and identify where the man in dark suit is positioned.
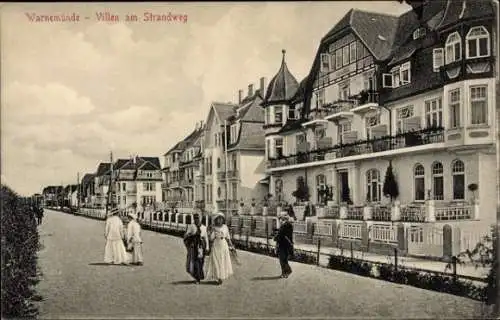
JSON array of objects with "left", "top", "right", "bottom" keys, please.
[{"left": 274, "top": 213, "right": 294, "bottom": 278}]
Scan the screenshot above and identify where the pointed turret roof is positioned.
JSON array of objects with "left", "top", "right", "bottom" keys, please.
[{"left": 262, "top": 50, "right": 299, "bottom": 107}]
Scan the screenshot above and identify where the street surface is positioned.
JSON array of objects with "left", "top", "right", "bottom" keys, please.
[{"left": 36, "top": 209, "right": 484, "bottom": 319}]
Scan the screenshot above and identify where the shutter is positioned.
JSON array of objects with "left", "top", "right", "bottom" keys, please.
[
  {"left": 382, "top": 73, "right": 393, "bottom": 88},
  {"left": 433, "top": 48, "right": 444, "bottom": 72}
]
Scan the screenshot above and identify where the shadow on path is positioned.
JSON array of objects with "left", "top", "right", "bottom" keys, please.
[
  {"left": 170, "top": 280, "right": 220, "bottom": 286},
  {"left": 250, "top": 275, "right": 282, "bottom": 281},
  {"left": 88, "top": 262, "right": 134, "bottom": 267}
]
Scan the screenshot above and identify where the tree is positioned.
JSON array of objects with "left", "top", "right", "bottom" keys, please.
[{"left": 383, "top": 161, "right": 399, "bottom": 201}]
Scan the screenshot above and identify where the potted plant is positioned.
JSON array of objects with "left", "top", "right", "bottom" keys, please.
[
  {"left": 468, "top": 183, "right": 478, "bottom": 202},
  {"left": 240, "top": 198, "right": 244, "bottom": 208}
]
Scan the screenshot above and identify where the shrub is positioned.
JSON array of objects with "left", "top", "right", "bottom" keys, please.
[{"left": 1, "top": 185, "right": 41, "bottom": 318}]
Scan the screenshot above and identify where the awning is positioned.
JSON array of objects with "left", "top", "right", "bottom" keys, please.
[{"left": 259, "top": 176, "right": 270, "bottom": 184}]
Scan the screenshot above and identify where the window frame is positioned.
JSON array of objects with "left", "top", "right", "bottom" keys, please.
[
  {"left": 413, "top": 164, "right": 425, "bottom": 201},
  {"left": 470, "top": 85, "right": 488, "bottom": 125},
  {"left": 431, "top": 162, "right": 444, "bottom": 200},
  {"left": 424, "top": 97, "right": 443, "bottom": 128},
  {"left": 366, "top": 169, "right": 381, "bottom": 203},
  {"left": 445, "top": 32, "right": 462, "bottom": 64},
  {"left": 451, "top": 159, "right": 465, "bottom": 200},
  {"left": 275, "top": 137, "right": 283, "bottom": 158},
  {"left": 274, "top": 105, "right": 283, "bottom": 124},
  {"left": 466, "top": 26, "right": 490, "bottom": 59},
  {"left": 449, "top": 89, "right": 461, "bottom": 128}
]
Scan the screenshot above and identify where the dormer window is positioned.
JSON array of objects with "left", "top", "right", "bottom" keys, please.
[
  {"left": 288, "top": 106, "right": 296, "bottom": 121},
  {"left": 320, "top": 53, "right": 330, "bottom": 72},
  {"left": 445, "top": 32, "right": 461, "bottom": 64},
  {"left": 413, "top": 27, "right": 426, "bottom": 40},
  {"left": 466, "top": 26, "right": 490, "bottom": 59}
]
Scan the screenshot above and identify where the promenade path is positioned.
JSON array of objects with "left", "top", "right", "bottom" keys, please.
[{"left": 36, "top": 209, "right": 484, "bottom": 319}]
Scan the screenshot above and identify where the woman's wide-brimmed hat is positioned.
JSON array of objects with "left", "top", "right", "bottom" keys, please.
[
  {"left": 279, "top": 212, "right": 290, "bottom": 220},
  {"left": 212, "top": 212, "right": 225, "bottom": 221}
]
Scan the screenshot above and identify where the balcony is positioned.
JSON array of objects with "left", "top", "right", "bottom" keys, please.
[
  {"left": 161, "top": 182, "right": 169, "bottom": 189},
  {"left": 217, "top": 171, "right": 226, "bottom": 180},
  {"left": 268, "top": 127, "right": 445, "bottom": 169},
  {"left": 226, "top": 170, "right": 239, "bottom": 180},
  {"left": 169, "top": 181, "right": 180, "bottom": 188}
]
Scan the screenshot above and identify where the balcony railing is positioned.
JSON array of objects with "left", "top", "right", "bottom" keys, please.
[
  {"left": 180, "top": 178, "right": 193, "bottom": 187},
  {"left": 217, "top": 171, "right": 225, "bottom": 180},
  {"left": 226, "top": 170, "right": 239, "bottom": 179},
  {"left": 268, "top": 127, "right": 445, "bottom": 168}
]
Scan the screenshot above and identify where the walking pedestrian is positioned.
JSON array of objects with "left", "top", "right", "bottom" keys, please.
[
  {"left": 205, "top": 212, "right": 234, "bottom": 285},
  {"left": 126, "top": 212, "right": 144, "bottom": 266},
  {"left": 104, "top": 208, "right": 129, "bottom": 265},
  {"left": 184, "top": 213, "right": 209, "bottom": 284},
  {"left": 274, "top": 212, "right": 294, "bottom": 278}
]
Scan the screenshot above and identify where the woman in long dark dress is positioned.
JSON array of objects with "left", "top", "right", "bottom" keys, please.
[{"left": 183, "top": 213, "right": 209, "bottom": 284}]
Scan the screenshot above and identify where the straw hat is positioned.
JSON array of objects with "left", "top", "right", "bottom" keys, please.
[
  {"left": 279, "top": 212, "right": 290, "bottom": 220},
  {"left": 212, "top": 212, "right": 225, "bottom": 222}
]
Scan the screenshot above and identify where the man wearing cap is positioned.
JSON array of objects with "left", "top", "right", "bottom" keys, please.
[
  {"left": 274, "top": 213, "right": 294, "bottom": 278},
  {"left": 127, "top": 211, "right": 143, "bottom": 266}
]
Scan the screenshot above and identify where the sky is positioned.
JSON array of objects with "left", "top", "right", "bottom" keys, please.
[{"left": 1, "top": 2, "right": 411, "bottom": 196}]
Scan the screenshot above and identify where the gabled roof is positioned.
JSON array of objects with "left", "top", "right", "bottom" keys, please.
[
  {"left": 81, "top": 174, "right": 95, "bottom": 185},
  {"left": 212, "top": 102, "right": 238, "bottom": 122},
  {"left": 438, "top": 0, "right": 495, "bottom": 30},
  {"left": 228, "top": 122, "right": 265, "bottom": 151},
  {"left": 262, "top": 50, "right": 300, "bottom": 106},
  {"left": 96, "top": 163, "right": 111, "bottom": 176},
  {"left": 291, "top": 76, "right": 308, "bottom": 104},
  {"left": 137, "top": 156, "right": 161, "bottom": 170},
  {"left": 164, "top": 125, "right": 204, "bottom": 156},
  {"left": 235, "top": 93, "right": 264, "bottom": 122},
  {"left": 322, "top": 9, "right": 400, "bottom": 61},
  {"left": 115, "top": 159, "right": 134, "bottom": 170}
]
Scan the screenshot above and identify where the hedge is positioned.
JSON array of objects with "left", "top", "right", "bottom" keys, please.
[{"left": 1, "top": 185, "right": 41, "bottom": 318}]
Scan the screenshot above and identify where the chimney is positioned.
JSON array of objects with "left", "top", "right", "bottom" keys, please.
[
  {"left": 238, "top": 89, "right": 243, "bottom": 104},
  {"left": 248, "top": 84, "right": 254, "bottom": 97},
  {"left": 260, "top": 77, "right": 267, "bottom": 96}
]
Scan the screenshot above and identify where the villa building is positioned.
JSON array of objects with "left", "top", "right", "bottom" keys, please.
[{"left": 264, "top": 0, "right": 498, "bottom": 257}]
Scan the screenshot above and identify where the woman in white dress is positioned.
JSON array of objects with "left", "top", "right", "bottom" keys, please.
[
  {"left": 104, "top": 209, "right": 129, "bottom": 265},
  {"left": 205, "top": 212, "right": 234, "bottom": 285}
]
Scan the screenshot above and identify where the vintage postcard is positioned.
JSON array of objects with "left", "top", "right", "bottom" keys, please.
[{"left": 1, "top": 1, "right": 499, "bottom": 319}]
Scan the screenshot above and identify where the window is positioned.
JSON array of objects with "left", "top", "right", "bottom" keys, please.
[
  {"left": 445, "top": 32, "right": 461, "bottom": 64},
  {"left": 339, "top": 121, "right": 351, "bottom": 134},
  {"left": 315, "top": 127, "right": 326, "bottom": 140},
  {"left": 316, "top": 174, "right": 327, "bottom": 204},
  {"left": 143, "top": 182, "right": 155, "bottom": 191},
  {"left": 217, "top": 187, "right": 221, "bottom": 199},
  {"left": 339, "top": 82, "right": 350, "bottom": 100},
  {"left": 363, "top": 73, "right": 375, "bottom": 91},
  {"left": 366, "top": 169, "right": 381, "bottom": 202},
  {"left": 391, "top": 67, "right": 401, "bottom": 87},
  {"left": 425, "top": 98, "right": 443, "bottom": 128},
  {"left": 449, "top": 89, "right": 461, "bottom": 128},
  {"left": 431, "top": 162, "right": 444, "bottom": 200},
  {"left": 452, "top": 160, "right": 465, "bottom": 200},
  {"left": 296, "top": 133, "right": 306, "bottom": 152},
  {"left": 396, "top": 106, "right": 414, "bottom": 132},
  {"left": 382, "top": 73, "right": 393, "bottom": 88},
  {"left": 349, "top": 42, "right": 357, "bottom": 63},
  {"left": 413, "top": 27, "right": 426, "bottom": 40},
  {"left": 275, "top": 106, "right": 283, "bottom": 124},
  {"left": 288, "top": 106, "right": 296, "bottom": 120},
  {"left": 400, "top": 62, "right": 411, "bottom": 85},
  {"left": 230, "top": 124, "right": 238, "bottom": 143},
  {"left": 470, "top": 85, "right": 488, "bottom": 125},
  {"left": 122, "top": 183, "right": 126, "bottom": 191},
  {"left": 320, "top": 53, "right": 330, "bottom": 72},
  {"left": 330, "top": 53, "right": 336, "bottom": 71},
  {"left": 317, "top": 89, "right": 325, "bottom": 107},
  {"left": 232, "top": 154, "right": 237, "bottom": 171},
  {"left": 342, "top": 46, "right": 349, "bottom": 66},
  {"left": 275, "top": 179, "right": 283, "bottom": 203},
  {"left": 466, "top": 26, "right": 490, "bottom": 59},
  {"left": 365, "top": 114, "right": 380, "bottom": 139},
  {"left": 266, "top": 139, "right": 271, "bottom": 159},
  {"left": 414, "top": 164, "right": 425, "bottom": 201},
  {"left": 275, "top": 138, "right": 283, "bottom": 158},
  {"left": 335, "top": 49, "right": 342, "bottom": 69},
  {"left": 217, "top": 157, "right": 221, "bottom": 169}
]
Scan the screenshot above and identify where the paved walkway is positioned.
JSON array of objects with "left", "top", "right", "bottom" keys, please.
[{"left": 36, "top": 210, "right": 486, "bottom": 318}]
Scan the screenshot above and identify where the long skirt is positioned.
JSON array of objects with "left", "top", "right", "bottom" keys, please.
[
  {"left": 205, "top": 238, "right": 233, "bottom": 281},
  {"left": 186, "top": 246, "right": 205, "bottom": 281},
  {"left": 130, "top": 242, "right": 144, "bottom": 264},
  {"left": 104, "top": 239, "right": 129, "bottom": 264}
]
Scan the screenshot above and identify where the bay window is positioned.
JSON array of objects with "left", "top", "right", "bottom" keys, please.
[
  {"left": 466, "top": 26, "right": 490, "bottom": 59},
  {"left": 470, "top": 85, "right": 488, "bottom": 125},
  {"left": 445, "top": 32, "right": 461, "bottom": 64}
]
